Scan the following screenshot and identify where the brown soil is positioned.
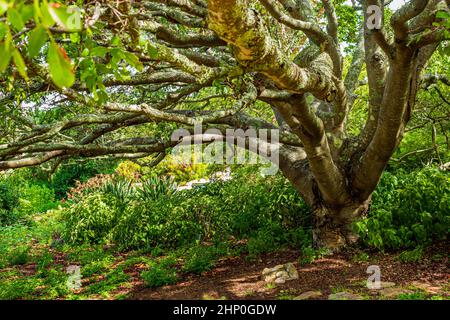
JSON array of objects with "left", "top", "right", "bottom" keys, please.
[{"left": 127, "top": 244, "right": 449, "bottom": 300}]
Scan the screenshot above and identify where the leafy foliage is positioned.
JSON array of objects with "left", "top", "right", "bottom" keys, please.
[
  {"left": 63, "top": 193, "right": 119, "bottom": 244},
  {"left": 62, "top": 168, "right": 312, "bottom": 252},
  {"left": 141, "top": 260, "right": 178, "bottom": 288},
  {"left": 0, "top": 180, "right": 20, "bottom": 225},
  {"left": 136, "top": 176, "right": 177, "bottom": 201},
  {"left": 182, "top": 245, "right": 220, "bottom": 274},
  {"left": 355, "top": 167, "right": 450, "bottom": 250},
  {"left": 51, "top": 160, "right": 117, "bottom": 198}
]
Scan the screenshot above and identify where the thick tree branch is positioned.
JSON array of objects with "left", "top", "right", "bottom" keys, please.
[
  {"left": 259, "top": 0, "right": 343, "bottom": 77},
  {"left": 391, "top": 0, "right": 430, "bottom": 40},
  {"left": 207, "top": 0, "right": 336, "bottom": 100}
]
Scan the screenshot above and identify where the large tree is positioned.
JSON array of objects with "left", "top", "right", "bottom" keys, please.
[{"left": 0, "top": 0, "right": 449, "bottom": 249}]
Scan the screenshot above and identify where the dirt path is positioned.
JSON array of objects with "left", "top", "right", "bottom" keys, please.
[{"left": 128, "top": 244, "right": 449, "bottom": 300}]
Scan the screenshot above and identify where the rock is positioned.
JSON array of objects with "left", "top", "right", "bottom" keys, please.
[
  {"left": 271, "top": 265, "right": 286, "bottom": 272},
  {"left": 264, "top": 274, "right": 277, "bottom": 283},
  {"left": 379, "top": 287, "right": 414, "bottom": 298},
  {"left": 369, "top": 281, "right": 396, "bottom": 290},
  {"left": 328, "top": 292, "right": 364, "bottom": 300},
  {"left": 379, "top": 281, "right": 396, "bottom": 289},
  {"left": 294, "top": 291, "right": 322, "bottom": 300},
  {"left": 261, "top": 262, "right": 299, "bottom": 284},
  {"left": 275, "top": 271, "right": 289, "bottom": 279},
  {"left": 285, "top": 263, "right": 299, "bottom": 279},
  {"left": 262, "top": 268, "right": 272, "bottom": 276}
]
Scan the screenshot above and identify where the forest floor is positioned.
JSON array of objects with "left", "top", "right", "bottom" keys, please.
[
  {"left": 127, "top": 243, "right": 449, "bottom": 300},
  {"left": 1, "top": 217, "right": 448, "bottom": 300}
]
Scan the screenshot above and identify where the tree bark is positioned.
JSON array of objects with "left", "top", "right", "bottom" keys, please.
[
  {"left": 278, "top": 152, "right": 370, "bottom": 251},
  {"left": 312, "top": 201, "right": 370, "bottom": 250}
]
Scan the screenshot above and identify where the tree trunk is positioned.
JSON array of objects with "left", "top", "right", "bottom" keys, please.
[
  {"left": 312, "top": 201, "right": 370, "bottom": 251},
  {"left": 278, "top": 155, "right": 371, "bottom": 251}
]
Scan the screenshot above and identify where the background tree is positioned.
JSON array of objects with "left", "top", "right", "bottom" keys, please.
[{"left": 0, "top": 0, "right": 449, "bottom": 249}]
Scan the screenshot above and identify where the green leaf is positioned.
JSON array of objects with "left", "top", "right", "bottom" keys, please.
[
  {"left": 40, "top": 1, "right": 55, "bottom": 28},
  {"left": 47, "top": 42, "right": 75, "bottom": 88},
  {"left": 436, "top": 11, "right": 450, "bottom": 20},
  {"left": 81, "top": 47, "right": 89, "bottom": 57},
  {"left": 0, "top": 1, "right": 8, "bottom": 16},
  {"left": 28, "top": 25, "right": 48, "bottom": 57},
  {"left": 0, "top": 22, "right": 7, "bottom": 41},
  {"left": 69, "top": 32, "right": 80, "bottom": 43},
  {"left": 123, "top": 51, "right": 143, "bottom": 71},
  {"left": 0, "top": 42, "right": 12, "bottom": 72},
  {"left": 7, "top": 8, "right": 24, "bottom": 32},
  {"left": 111, "top": 35, "right": 121, "bottom": 47},
  {"left": 12, "top": 49, "right": 28, "bottom": 80},
  {"left": 47, "top": 3, "right": 81, "bottom": 31},
  {"left": 147, "top": 44, "right": 158, "bottom": 59},
  {"left": 20, "top": 5, "right": 34, "bottom": 25},
  {"left": 91, "top": 46, "right": 108, "bottom": 58}
]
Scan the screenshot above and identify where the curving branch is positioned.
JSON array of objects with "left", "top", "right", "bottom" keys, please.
[
  {"left": 259, "top": 0, "right": 343, "bottom": 77},
  {"left": 207, "top": 0, "right": 336, "bottom": 100},
  {"left": 391, "top": 0, "right": 430, "bottom": 40}
]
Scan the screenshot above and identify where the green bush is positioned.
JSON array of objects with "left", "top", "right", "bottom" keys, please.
[
  {"left": 355, "top": 167, "right": 450, "bottom": 250},
  {"left": 18, "top": 183, "right": 59, "bottom": 215},
  {"left": 398, "top": 247, "right": 423, "bottom": 263},
  {"left": 298, "top": 246, "right": 331, "bottom": 265},
  {"left": 0, "top": 181, "right": 21, "bottom": 226},
  {"left": 145, "top": 153, "right": 213, "bottom": 184},
  {"left": 182, "top": 245, "right": 219, "bottom": 274},
  {"left": 62, "top": 168, "right": 312, "bottom": 253},
  {"left": 137, "top": 176, "right": 177, "bottom": 201},
  {"left": 141, "top": 262, "right": 178, "bottom": 288},
  {"left": 62, "top": 165, "right": 448, "bottom": 255},
  {"left": 111, "top": 195, "right": 202, "bottom": 250},
  {"left": 0, "top": 175, "right": 60, "bottom": 226},
  {"left": 7, "top": 246, "right": 30, "bottom": 266},
  {"left": 63, "top": 193, "right": 120, "bottom": 244},
  {"left": 51, "top": 160, "right": 117, "bottom": 198},
  {"left": 100, "top": 178, "right": 134, "bottom": 209}
]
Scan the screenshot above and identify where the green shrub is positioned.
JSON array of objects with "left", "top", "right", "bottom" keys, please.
[
  {"left": 100, "top": 178, "right": 134, "bottom": 208},
  {"left": 355, "top": 167, "right": 450, "bottom": 250},
  {"left": 182, "top": 245, "right": 219, "bottom": 274},
  {"left": 145, "top": 153, "right": 212, "bottom": 184},
  {"left": 247, "top": 229, "right": 279, "bottom": 256},
  {"left": 35, "top": 250, "right": 54, "bottom": 272},
  {"left": 298, "top": 246, "right": 331, "bottom": 265},
  {"left": 0, "top": 209, "right": 22, "bottom": 227},
  {"left": 7, "top": 246, "right": 30, "bottom": 266},
  {"left": 63, "top": 193, "right": 119, "bottom": 244},
  {"left": 398, "top": 247, "right": 423, "bottom": 263},
  {"left": 397, "top": 292, "right": 428, "bottom": 300},
  {"left": 111, "top": 196, "right": 202, "bottom": 250},
  {"left": 18, "top": 183, "right": 59, "bottom": 215},
  {"left": 350, "top": 251, "right": 370, "bottom": 263},
  {"left": 141, "top": 263, "right": 178, "bottom": 288},
  {"left": 0, "top": 181, "right": 20, "bottom": 226},
  {"left": 62, "top": 167, "right": 313, "bottom": 254},
  {"left": 51, "top": 160, "right": 117, "bottom": 198},
  {"left": 137, "top": 176, "right": 177, "bottom": 201}
]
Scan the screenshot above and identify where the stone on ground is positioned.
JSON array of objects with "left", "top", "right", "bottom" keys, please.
[
  {"left": 261, "top": 262, "right": 299, "bottom": 285},
  {"left": 379, "top": 281, "right": 396, "bottom": 288},
  {"left": 294, "top": 291, "right": 323, "bottom": 300},
  {"left": 328, "top": 292, "right": 364, "bottom": 300},
  {"left": 379, "top": 287, "right": 414, "bottom": 298}
]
